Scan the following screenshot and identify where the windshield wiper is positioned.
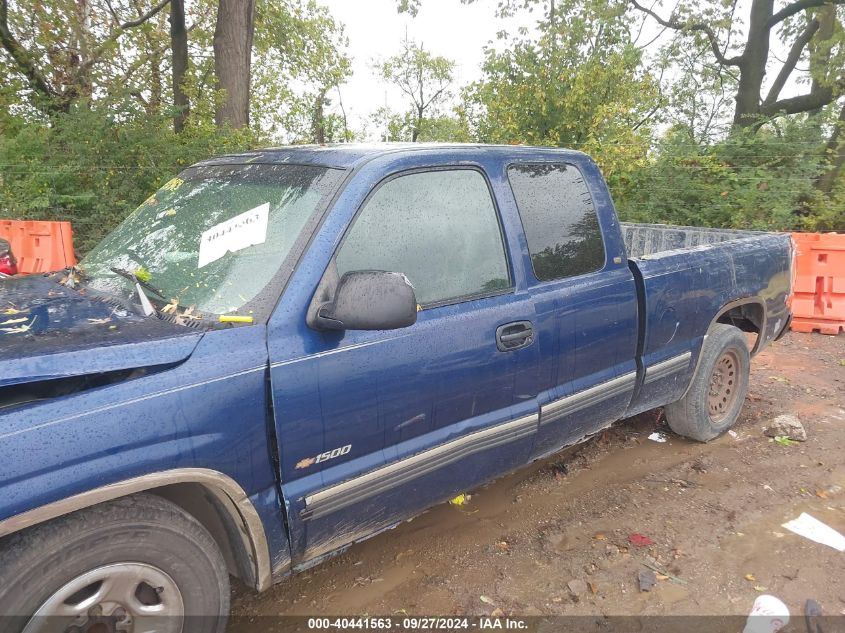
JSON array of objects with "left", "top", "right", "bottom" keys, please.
[{"left": 109, "top": 267, "right": 164, "bottom": 317}]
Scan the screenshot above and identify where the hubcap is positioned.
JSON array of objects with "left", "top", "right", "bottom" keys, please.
[
  {"left": 23, "top": 563, "right": 183, "bottom": 633},
  {"left": 708, "top": 349, "right": 739, "bottom": 422}
]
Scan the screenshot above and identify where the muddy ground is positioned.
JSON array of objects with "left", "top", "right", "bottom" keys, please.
[{"left": 231, "top": 332, "right": 845, "bottom": 621}]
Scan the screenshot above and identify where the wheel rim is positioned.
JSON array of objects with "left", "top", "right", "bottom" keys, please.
[
  {"left": 708, "top": 349, "right": 740, "bottom": 423},
  {"left": 23, "top": 562, "right": 184, "bottom": 633}
]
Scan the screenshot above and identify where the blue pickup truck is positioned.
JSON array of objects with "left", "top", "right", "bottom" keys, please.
[{"left": 0, "top": 145, "right": 792, "bottom": 630}]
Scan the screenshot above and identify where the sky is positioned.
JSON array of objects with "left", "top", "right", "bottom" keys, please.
[
  {"left": 319, "top": 0, "right": 537, "bottom": 138},
  {"left": 317, "top": 0, "right": 802, "bottom": 141}
]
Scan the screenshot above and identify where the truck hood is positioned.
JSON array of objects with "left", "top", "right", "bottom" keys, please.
[{"left": 0, "top": 275, "right": 203, "bottom": 388}]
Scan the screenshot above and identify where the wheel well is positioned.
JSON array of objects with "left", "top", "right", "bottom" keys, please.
[
  {"left": 147, "top": 483, "right": 256, "bottom": 587},
  {"left": 716, "top": 301, "right": 764, "bottom": 354}
]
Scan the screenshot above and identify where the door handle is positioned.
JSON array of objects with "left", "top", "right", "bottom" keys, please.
[{"left": 496, "top": 321, "right": 534, "bottom": 351}]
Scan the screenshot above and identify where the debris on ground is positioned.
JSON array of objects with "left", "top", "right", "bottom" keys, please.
[
  {"left": 567, "top": 579, "right": 588, "bottom": 597},
  {"left": 642, "top": 560, "right": 688, "bottom": 585},
  {"left": 763, "top": 414, "right": 807, "bottom": 441},
  {"left": 638, "top": 569, "right": 657, "bottom": 592},
  {"left": 781, "top": 513, "right": 845, "bottom": 552},
  {"left": 628, "top": 533, "right": 655, "bottom": 547},
  {"left": 647, "top": 432, "right": 669, "bottom": 443},
  {"left": 815, "top": 485, "right": 843, "bottom": 499},
  {"left": 449, "top": 494, "right": 469, "bottom": 506},
  {"left": 804, "top": 599, "right": 824, "bottom": 633},
  {"left": 479, "top": 595, "right": 495, "bottom": 605},
  {"left": 742, "top": 595, "right": 790, "bottom": 633}
]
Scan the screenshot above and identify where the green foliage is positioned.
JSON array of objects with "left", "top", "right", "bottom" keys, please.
[
  {"left": 377, "top": 37, "right": 455, "bottom": 141},
  {"left": 0, "top": 104, "right": 259, "bottom": 254},
  {"left": 369, "top": 107, "right": 469, "bottom": 142},
  {"left": 462, "top": 0, "right": 661, "bottom": 188},
  {"left": 615, "top": 118, "right": 841, "bottom": 231}
]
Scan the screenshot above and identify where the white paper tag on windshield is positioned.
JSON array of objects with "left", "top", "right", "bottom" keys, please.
[{"left": 197, "top": 203, "right": 269, "bottom": 269}]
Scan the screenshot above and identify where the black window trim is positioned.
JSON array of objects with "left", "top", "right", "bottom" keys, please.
[
  {"left": 330, "top": 164, "right": 515, "bottom": 311},
  {"left": 505, "top": 159, "right": 608, "bottom": 284}
]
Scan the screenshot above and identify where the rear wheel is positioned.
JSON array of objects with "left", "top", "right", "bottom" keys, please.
[
  {"left": 665, "top": 323, "right": 750, "bottom": 442},
  {"left": 0, "top": 493, "right": 230, "bottom": 633}
]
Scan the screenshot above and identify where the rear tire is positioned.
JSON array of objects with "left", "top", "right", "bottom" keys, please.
[
  {"left": 665, "top": 323, "right": 750, "bottom": 442},
  {"left": 0, "top": 493, "right": 230, "bottom": 633}
]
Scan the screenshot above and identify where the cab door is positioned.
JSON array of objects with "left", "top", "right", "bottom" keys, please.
[
  {"left": 268, "top": 162, "right": 541, "bottom": 565},
  {"left": 502, "top": 160, "right": 639, "bottom": 460}
]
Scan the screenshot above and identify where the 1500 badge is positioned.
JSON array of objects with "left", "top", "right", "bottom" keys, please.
[{"left": 295, "top": 444, "right": 352, "bottom": 470}]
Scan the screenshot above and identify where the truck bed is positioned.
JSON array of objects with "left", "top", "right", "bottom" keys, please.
[{"left": 621, "top": 222, "right": 759, "bottom": 258}]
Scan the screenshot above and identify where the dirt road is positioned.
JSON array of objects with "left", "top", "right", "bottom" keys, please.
[{"left": 231, "top": 332, "right": 845, "bottom": 620}]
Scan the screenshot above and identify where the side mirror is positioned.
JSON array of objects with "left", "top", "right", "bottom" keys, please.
[{"left": 316, "top": 270, "right": 417, "bottom": 331}]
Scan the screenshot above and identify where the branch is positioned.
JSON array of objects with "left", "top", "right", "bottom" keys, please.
[
  {"left": 0, "top": 0, "right": 60, "bottom": 110},
  {"left": 761, "top": 78, "right": 844, "bottom": 116},
  {"left": 764, "top": 18, "right": 819, "bottom": 105},
  {"left": 629, "top": 0, "right": 744, "bottom": 66},
  {"left": 767, "top": 0, "right": 845, "bottom": 28},
  {"left": 121, "top": 0, "right": 171, "bottom": 29},
  {"left": 81, "top": 0, "right": 171, "bottom": 72}
]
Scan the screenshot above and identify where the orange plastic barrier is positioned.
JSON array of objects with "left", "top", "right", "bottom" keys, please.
[
  {"left": 790, "top": 232, "right": 845, "bottom": 335},
  {"left": 0, "top": 220, "right": 76, "bottom": 274}
]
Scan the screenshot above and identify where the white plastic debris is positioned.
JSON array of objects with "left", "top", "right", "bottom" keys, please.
[
  {"left": 742, "top": 594, "right": 790, "bottom": 633},
  {"left": 647, "top": 432, "right": 668, "bottom": 443},
  {"left": 781, "top": 512, "right": 845, "bottom": 552}
]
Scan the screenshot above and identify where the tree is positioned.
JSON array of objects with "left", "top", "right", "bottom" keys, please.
[
  {"left": 0, "top": 0, "right": 172, "bottom": 115},
  {"left": 629, "top": 0, "right": 845, "bottom": 127},
  {"left": 816, "top": 101, "right": 845, "bottom": 193},
  {"left": 463, "top": 0, "right": 661, "bottom": 185},
  {"left": 378, "top": 37, "right": 454, "bottom": 141},
  {"left": 213, "top": 0, "right": 255, "bottom": 129},
  {"left": 170, "top": 0, "right": 189, "bottom": 131}
]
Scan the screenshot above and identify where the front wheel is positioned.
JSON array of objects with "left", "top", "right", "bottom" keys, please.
[
  {"left": 665, "top": 323, "right": 750, "bottom": 442},
  {"left": 0, "top": 493, "right": 230, "bottom": 633}
]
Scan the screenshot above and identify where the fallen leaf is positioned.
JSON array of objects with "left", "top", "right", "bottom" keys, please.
[
  {"left": 628, "top": 533, "right": 655, "bottom": 547},
  {"left": 479, "top": 595, "right": 495, "bottom": 605},
  {"left": 587, "top": 581, "right": 598, "bottom": 594},
  {"left": 745, "top": 574, "right": 756, "bottom": 582},
  {"left": 0, "top": 317, "right": 27, "bottom": 325},
  {"left": 816, "top": 490, "right": 829, "bottom": 499},
  {"left": 593, "top": 533, "right": 607, "bottom": 541},
  {"left": 754, "top": 586, "right": 768, "bottom": 592},
  {"left": 490, "top": 608, "right": 505, "bottom": 618}
]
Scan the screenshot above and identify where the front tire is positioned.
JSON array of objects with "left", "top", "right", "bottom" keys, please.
[
  {"left": 0, "top": 493, "right": 230, "bottom": 633},
  {"left": 665, "top": 323, "right": 750, "bottom": 442}
]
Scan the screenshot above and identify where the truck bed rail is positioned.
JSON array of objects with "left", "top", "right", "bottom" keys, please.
[{"left": 621, "top": 222, "right": 760, "bottom": 258}]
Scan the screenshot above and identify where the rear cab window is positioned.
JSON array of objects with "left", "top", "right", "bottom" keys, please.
[
  {"left": 335, "top": 168, "right": 511, "bottom": 307},
  {"left": 507, "top": 163, "right": 606, "bottom": 282}
]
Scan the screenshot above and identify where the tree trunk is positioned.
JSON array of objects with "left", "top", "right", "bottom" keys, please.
[
  {"left": 816, "top": 101, "right": 845, "bottom": 194},
  {"left": 412, "top": 104, "right": 423, "bottom": 141},
  {"left": 311, "top": 88, "right": 327, "bottom": 144},
  {"left": 170, "top": 0, "right": 189, "bottom": 132},
  {"left": 733, "top": 0, "right": 774, "bottom": 126},
  {"left": 213, "top": 0, "right": 255, "bottom": 129}
]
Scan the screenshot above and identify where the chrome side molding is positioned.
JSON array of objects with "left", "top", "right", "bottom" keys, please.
[
  {"left": 644, "top": 352, "right": 692, "bottom": 384},
  {"left": 303, "top": 412, "right": 538, "bottom": 521},
  {"left": 540, "top": 372, "right": 637, "bottom": 426}
]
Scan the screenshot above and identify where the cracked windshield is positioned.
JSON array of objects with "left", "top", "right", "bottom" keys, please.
[{"left": 79, "top": 163, "right": 343, "bottom": 317}]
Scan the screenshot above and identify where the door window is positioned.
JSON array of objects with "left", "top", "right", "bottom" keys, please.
[
  {"left": 336, "top": 169, "right": 511, "bottom": 306},
  {"left": 507, "top": 163, "right": 605, "bottom": 281}
]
